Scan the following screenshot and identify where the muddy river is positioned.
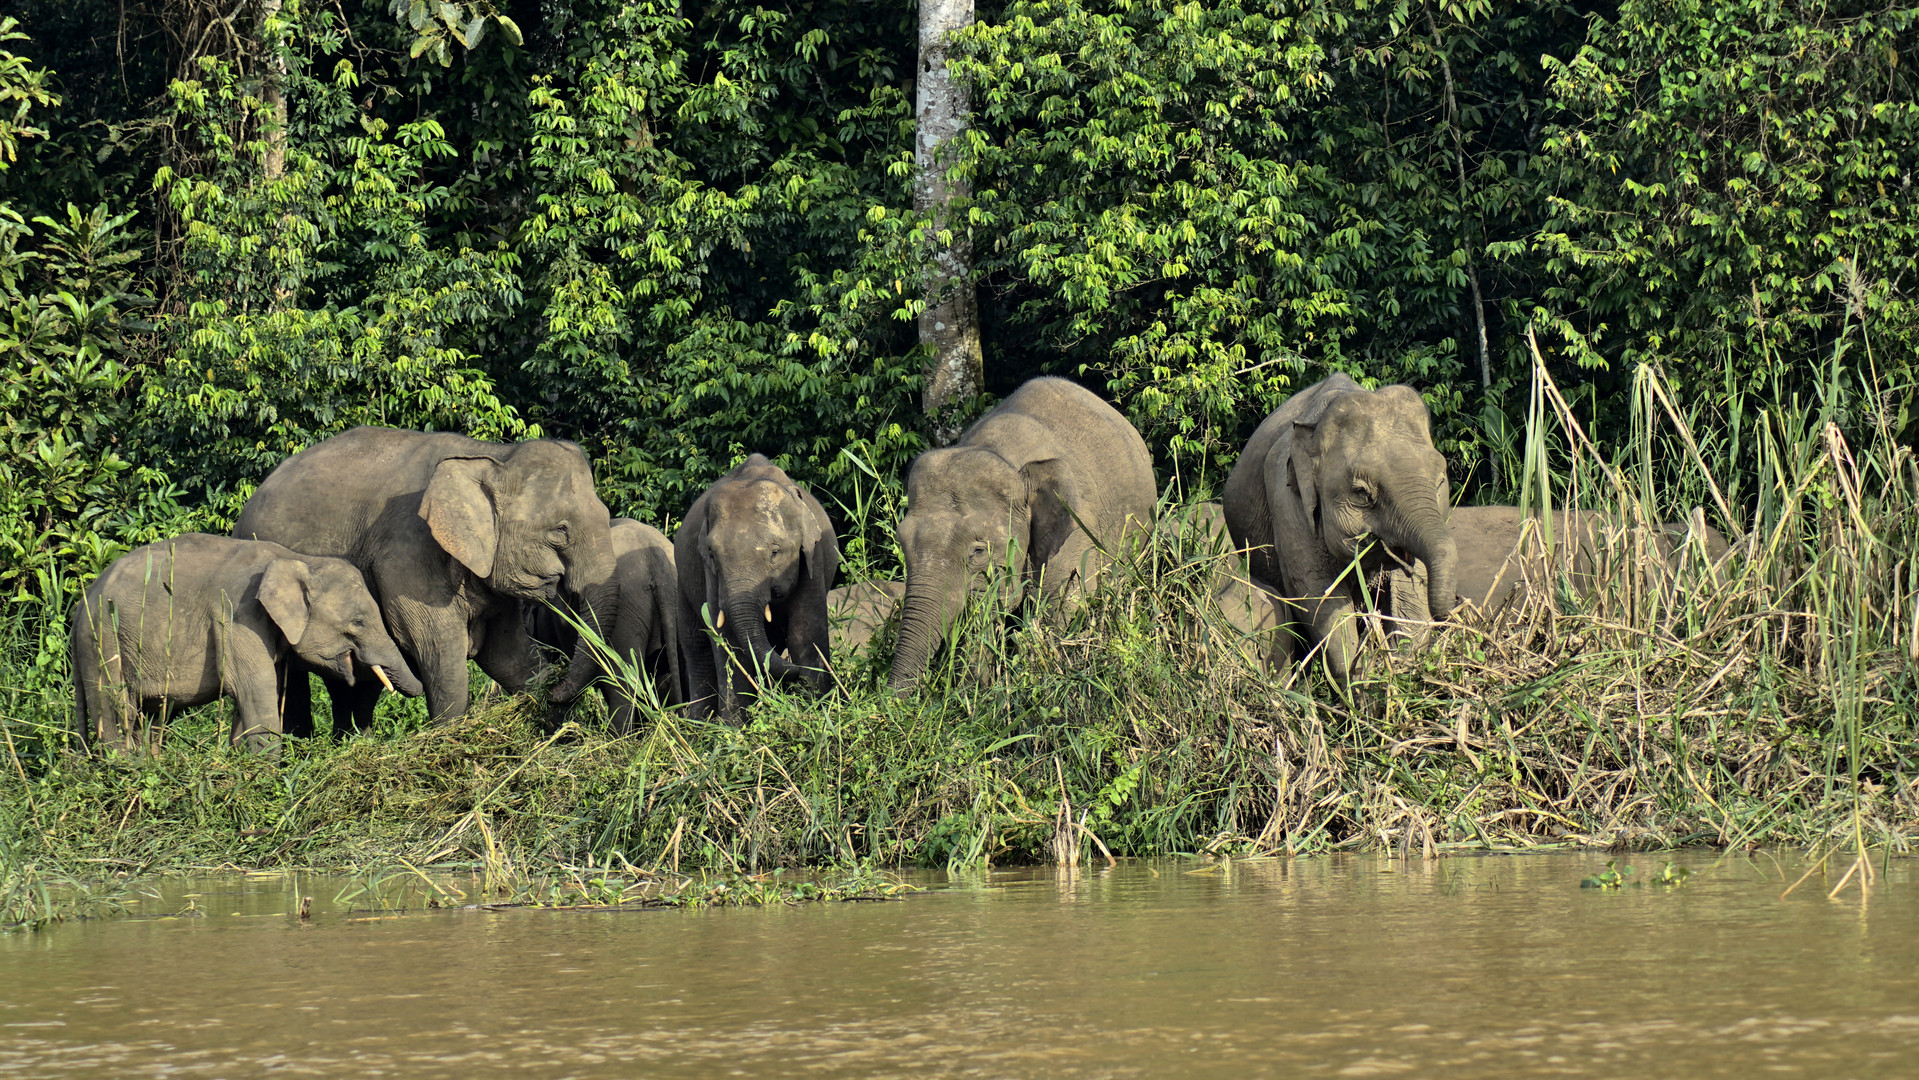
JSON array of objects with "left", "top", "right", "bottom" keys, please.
[{"left": 3, "top": 852, "right": 1917, "bottom": 1077}]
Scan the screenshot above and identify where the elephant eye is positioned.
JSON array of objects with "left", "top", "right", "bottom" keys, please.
[
  {"left": 1352, "top": 481, "right": 1376, "bottom": 507},
  {"left": 547, "top": 524, "right": 569, "bottom": 546}
]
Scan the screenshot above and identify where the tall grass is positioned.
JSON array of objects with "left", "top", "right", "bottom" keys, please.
[{"left": 0, "top": 332, "right": 1912, "bottom": 886}]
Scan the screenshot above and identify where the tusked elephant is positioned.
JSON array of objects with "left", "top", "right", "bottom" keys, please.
[
  {"left": 675, "top": 455, "right": 839, "bottom": 723},
  {"left": 1447, "top": 505, "right": 1733, "bottom": 617},
  {"left": 71, "top": 534, "right": 423, "bottom": 752},
  {"left": 828, "top": 580, "right": 905, "bottom": 659},
  {"left": 234, "top": 428, "right": 619, "bottom": 730},
  {"left": 890, "top": 377, "right": 1157, "bottom": 693},
  {"left": 526, "top": 517, "right": 681, "bottom": 733},
  {"left": 1224, "top": 374, "right": 1459, "bottom": 690}
]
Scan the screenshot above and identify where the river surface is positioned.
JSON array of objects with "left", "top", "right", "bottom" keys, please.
[{"left": 3, "top": 852, "right": 1918, "bottom": 1078}]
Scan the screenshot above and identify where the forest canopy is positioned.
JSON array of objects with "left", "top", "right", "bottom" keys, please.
[{"left": 2, "top": 0, "right": 1914, "bottom": 607}]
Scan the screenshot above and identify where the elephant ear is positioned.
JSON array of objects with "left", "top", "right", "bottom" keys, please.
[
  {"left": 1020, "top": 458, "right": 1082, "bottom": 568},
  {"left": 423, "top": 457, "right": 500, "bottom": 579},
  {"left": 1287, "top": 386, "right": 1345, "bottom": 528},
  {"left": 259, "top": 559, "right": 312, "bottom": 647},
  {"left": 793, "top": 485, "right": 839, "bottom": 585}
]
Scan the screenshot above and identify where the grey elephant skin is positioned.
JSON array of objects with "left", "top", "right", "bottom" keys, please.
[
  {"left": 891, "top": 377, "right": 1157, "bottom": 692},
  {"left": 1448, "top": 506, "right": 1732, "bottom": 616},
  {"left": 527, "top": 518, "right": 681, "bottom": 733},
  {"left": 1158, "top": 502, "right": 1287, "bottom": 670},
  {"left": 70, "top": 534, "right": 423, "bottom": 752},
  {"left": 234, "top": 428, "right": 620, "bottom": 730},
  {"left": 828, "top": 580, "right": 905, "bottom": 659},
  {"left": 1224, "top": 374, "right": 1459, "bottom": 689},
  {"left": 675, "top": 455, "right": 839, "bottom": 723}
]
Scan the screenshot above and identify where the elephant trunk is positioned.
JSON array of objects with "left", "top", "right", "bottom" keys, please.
[
  {"left": 1400, "top": 502, "right": 1458, "bottom": 620},
  {"left": 725, "top": 592, "right": 804, "bottom": 686},
  {"left": 365, "top": 645, "right": 425, "bottom": 697},
  {"left": 888, "top": 568, "right": 964, "bottom": 693},
  {"left": 551, "top": 578, "right": 619, "bottom": 703}
]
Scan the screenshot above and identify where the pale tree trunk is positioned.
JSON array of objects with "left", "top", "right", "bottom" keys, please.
[
  {"left": 259, "top": 0, "right": 288, "bottom": 181},
  {"left": 916, "top": 0, "right": 982, "bottom": 447}
]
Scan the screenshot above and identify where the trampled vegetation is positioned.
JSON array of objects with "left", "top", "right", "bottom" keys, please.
[{"left": 0, "top": 0, "right": 1915, "bottom": 892}]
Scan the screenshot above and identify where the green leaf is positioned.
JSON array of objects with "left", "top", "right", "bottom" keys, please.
[{"left": 493, "top": 14, "right": 523, "bottom": 46}]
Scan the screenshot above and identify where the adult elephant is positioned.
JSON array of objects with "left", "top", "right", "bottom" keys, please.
[
  {"left": 1448, "top": 506, "right": 1732, "bottom": 616},
  {"left": 890, "top": 377, "right": 1156, "bottom": 693},
  {"left": 1223, "top": 374, "right": 1459, "bottom": 690},
  {"left": 527, "top": 518, "right": 680, "bottom": 733},
  {"left": 235, "top": 428, "right": 619, "bottom": 729},
  {"left": 675, "top": 455, "right": 839, "bottom": 723}
]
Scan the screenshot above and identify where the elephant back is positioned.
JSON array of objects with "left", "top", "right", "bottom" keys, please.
[{"left": 959, "top": 377, "right": 1157, "bottom": 546}]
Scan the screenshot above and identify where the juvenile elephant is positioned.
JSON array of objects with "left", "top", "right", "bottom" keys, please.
[
  {"left": 527, "top": 518, "right": 681, "bottom": 733},
  {"left": 1448, "top": 506, "right": 1732, "bottom": 616},
  {"left": 1158, "top": 502, "right": 1286, "bottom": 670},
  {"left": 890, "top": 377, "right": 1157, "bottom": 692},
  {"left": 675, "top": 455, "right": 839, "bottom": 722},
  {"left": 234, "top": 429, "right": 620, "bottom": 730},
  {"left": 828, "top": 580, "right": 905, "bottom": 659},
  {"left": 71, "top": 535, "right": 423, "bottom": 752},
  {"left": 1224, "top": 374, "right": 1459, "bottom": 689}
]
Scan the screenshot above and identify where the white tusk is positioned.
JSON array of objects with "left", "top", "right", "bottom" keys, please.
[
  {"left": 372, "top": 665, "right": 396, "bottom": 693},
  {"left": 715, "top": 610, "right": 726, "bottom": 629},
  {"left": 765, "top": 604, "right": 773, "bottom": 623}
]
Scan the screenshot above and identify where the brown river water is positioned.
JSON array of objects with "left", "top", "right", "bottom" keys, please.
[{"left": 3, "top": 852, "right": 1918, "bottom": 1078}]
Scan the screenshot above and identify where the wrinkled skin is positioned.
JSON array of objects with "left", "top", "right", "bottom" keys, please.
[
  {"left": 234, "top": 429, "right": 619, "bottom": 730},
  {"left": 527, "top": 518, "right": 681, "bottom": 734},
  {"left": 675, "top": 455, "right": 839, "bottom": 723},
  {"left": 71, "top": 535, "right": 423, "bottom": 753},
  {"left": 891, "top": 377, "right": 1157, "bottom": 693},
  {"left": 828, "top": 580, "right": 906, "bottom": 659},
  {"left": 1223, "top": 375, "right": 1460, "bottom": 691},
  {"left": 1446, "top": 506, "right": 1734, "bottom": 617}
]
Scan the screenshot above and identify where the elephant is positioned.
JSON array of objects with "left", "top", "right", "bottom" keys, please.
[
  {"left": 234, "top": 428, "right": 620, "bottom": 730},
  {"left": 526, "top": 518, "right": 681, "bottom": 733},
  {"left": 1223, "top": 374, "right": 1460, "bottom": 690},
  {"left": 675, "top": 455, "right": 839, "bottom": 722},
  {"left": 70, "top": 534, "right": 423, "bottom": 752},
  {"left": 890, "top": 377, "right": 1157, "bottom": 692},
  {"left": 1158, "top": 502, "right": 1287, "bottom": 670},
  {"left": 828, "top": 580, "right": 906, "bottom": 659},
  {"left": 1446, "top": 505, "right": 1733, "bottom": 617}
]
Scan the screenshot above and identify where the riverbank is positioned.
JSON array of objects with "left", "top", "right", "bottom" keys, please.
[{"left": 5, "top": 363, "right": 1915, "bottom": 887}]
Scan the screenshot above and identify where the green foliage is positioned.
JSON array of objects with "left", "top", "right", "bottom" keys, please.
[{"left": 1524, "top": 0, "right": 1919, "bottom": 402}]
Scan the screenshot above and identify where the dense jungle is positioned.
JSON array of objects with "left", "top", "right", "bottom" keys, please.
[{"left": 2, "top": 0, "right": 1917, "bottom": 919}]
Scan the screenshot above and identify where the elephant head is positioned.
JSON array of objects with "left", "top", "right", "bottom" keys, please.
[
  {"left": 890, "top": 447, "right": 1078, "bottom": 692},
  {"left": 1287, "top": 385, "right": 1458, "bottom": 625},
  {"left": 258, "top": 557, "right": 424, "bottom": 697},
  {"left": 421, "top": 440, "right": 619, "bottom": 704},
  {"left": 695, "top": 456, "right": 834, "bottom": 716}
]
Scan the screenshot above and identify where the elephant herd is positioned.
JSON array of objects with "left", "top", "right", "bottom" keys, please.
[{"left": 70, "top": 375, "right": 1730, "bottom": 751}]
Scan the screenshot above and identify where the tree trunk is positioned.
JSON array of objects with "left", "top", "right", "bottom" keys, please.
[
  {"left": 916, "top": 0, "right": 982, "bottom": 447},
  {"left": 259, "top": 0, "right": 287, "bottom": 181}
]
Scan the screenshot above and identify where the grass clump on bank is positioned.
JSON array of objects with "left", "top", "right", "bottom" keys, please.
[{"left": 1, "top": 359, "right": 1914, "bottom": 885}]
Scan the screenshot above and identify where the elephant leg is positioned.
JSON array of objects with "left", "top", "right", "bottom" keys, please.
[
  {"left": 407, "top": 630, "right": 473, "bottom": 725},
  {"left": 280, "top": 659, "right": 316, "bottom": 739},
  {"left": 476, "top": 607, "right": 543, "bottom": 694},
  {"left": 338, "top": 675, "right": 382, "bottom": 734},
  {"left": 225, "top": 632, "right": 283, "bottom": 754},
  {"left": 1300, "top": 591, "right": 1360, "bottom": 690},
  {"left": 680, "top": 601, "right": 719, "bottom": 721}
]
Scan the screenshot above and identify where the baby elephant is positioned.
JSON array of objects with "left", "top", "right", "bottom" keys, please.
[
  {"left": 676, "top": 455, "right": 839, "bottom": 722},
  {"left": 70, "top": 534, "right": 423, "bottom": 752},
  {"left": 527, "top": 517, "right": 681, "bottom": 734}
]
